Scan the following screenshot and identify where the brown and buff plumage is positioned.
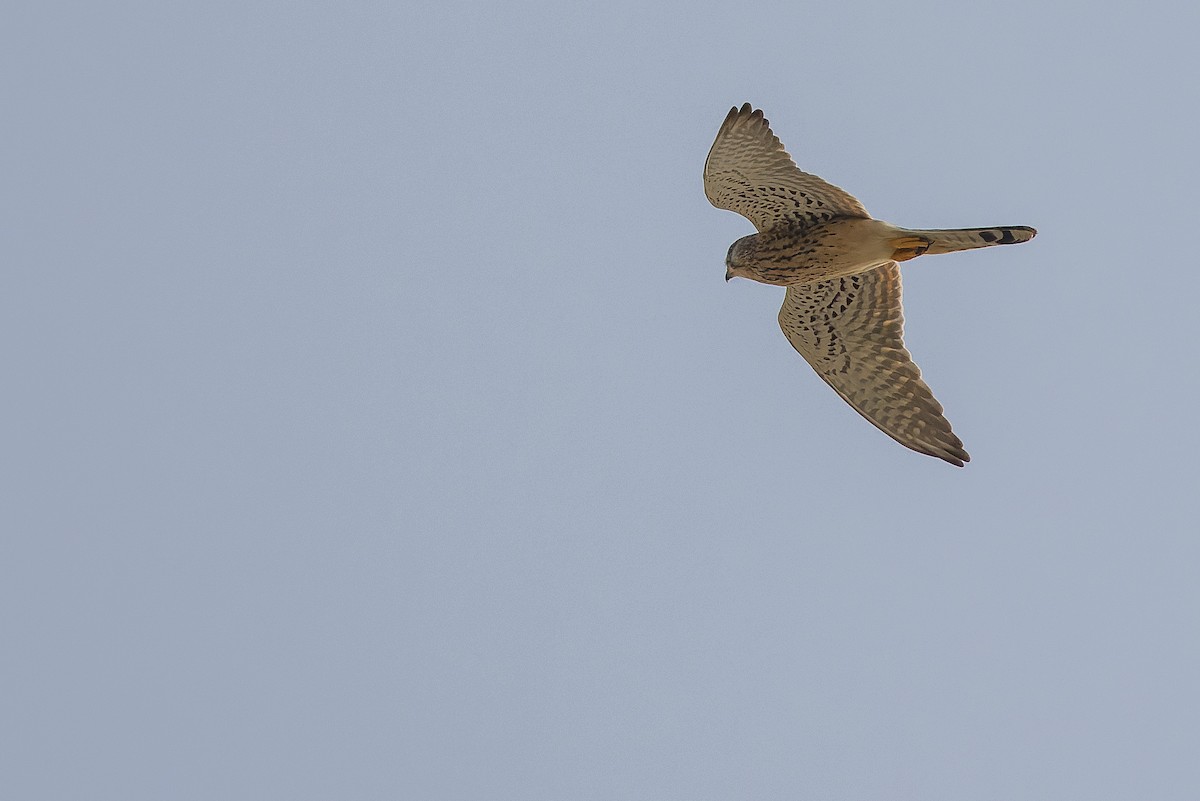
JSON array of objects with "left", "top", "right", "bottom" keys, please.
[{"left": 704, "top": 103, "right": 1036, "bottom": 466}]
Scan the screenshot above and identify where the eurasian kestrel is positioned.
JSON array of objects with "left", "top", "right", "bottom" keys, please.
[{"left": 704, "top": 103, "right": 1036, "bottom": 466}]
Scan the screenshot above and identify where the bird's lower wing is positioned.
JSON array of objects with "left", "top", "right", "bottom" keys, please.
[{"left": 777, "top": 264, "right": 970, "bottom": 466}]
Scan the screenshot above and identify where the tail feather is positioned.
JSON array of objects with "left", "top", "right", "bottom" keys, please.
[{"left": 910, "top": 226, "right": 1037, "bottom": 255}]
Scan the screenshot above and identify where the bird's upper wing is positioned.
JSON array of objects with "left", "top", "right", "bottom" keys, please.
[
  {"left": 704, "top": 103, "right": 870, "bottom": 232},
  {"left": 777, "top": 264, "right": 970, "bottom": 466}
]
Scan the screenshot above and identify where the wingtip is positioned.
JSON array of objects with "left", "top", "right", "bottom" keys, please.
[
  {"left": 917, "top": 443, "right": 968, "bottom": 467},
  {"left": 915, "top": 434, "right": 969, "bottom": 467},
  {"left": 726, "top": 102, "right": 761, "bottom": 122}
]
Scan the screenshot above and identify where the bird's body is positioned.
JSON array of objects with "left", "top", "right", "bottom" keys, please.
[
  {"left": 726, "top": 220, "right": 1035, "bottom": 286},
  {"left": 727, "top": 218, "right": 905, "bottom": 285},
  {"left": 704, "top": 104, "right": 1036, "bottom": 466}
]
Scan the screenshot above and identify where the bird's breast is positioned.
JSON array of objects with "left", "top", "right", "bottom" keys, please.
[{"left": 734, "top": 218, "right": 900, "bottom": 286}]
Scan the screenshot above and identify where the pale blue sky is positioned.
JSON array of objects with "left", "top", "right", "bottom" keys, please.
[{"left": 4, "top": 2, "right": 1198, "bottom": 799}]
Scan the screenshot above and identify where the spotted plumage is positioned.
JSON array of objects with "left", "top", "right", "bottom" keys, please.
[{"left": 704, "top": 103, "right": 1036, "bottom": 466}]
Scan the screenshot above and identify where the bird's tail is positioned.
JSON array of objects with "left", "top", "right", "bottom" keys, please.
[{"left": 904, "top": 225, "right": 1037, "bottom": 255}]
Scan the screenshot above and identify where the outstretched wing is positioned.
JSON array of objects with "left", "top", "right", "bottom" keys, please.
[
  {"left": 777, "top": 265, "right": 970, "bottom": 466},
  {"left": 704, "top": 103, "right": 869, "bottom": 232}
]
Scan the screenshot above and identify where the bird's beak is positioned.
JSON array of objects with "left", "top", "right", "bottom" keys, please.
[{"left": 725, "top": 268, "right": 733, "bottom": 282}]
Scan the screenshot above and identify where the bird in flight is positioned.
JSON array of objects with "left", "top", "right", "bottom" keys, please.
[{"left": 704, "top": 103, "right": 1035, "bottom": 466}]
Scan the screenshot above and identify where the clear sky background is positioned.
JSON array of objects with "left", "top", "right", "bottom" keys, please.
[{"left": 5, "top": 2, "right": 1199, "bottom": 799}]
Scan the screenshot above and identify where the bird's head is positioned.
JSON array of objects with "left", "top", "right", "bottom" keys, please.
[{"left": 725, "top": 236, "right": 754, "bottom": 282}]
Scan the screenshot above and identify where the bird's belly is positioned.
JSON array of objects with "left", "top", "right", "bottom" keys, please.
[{"left": 750, "top": 219, "right": 898, "bottom": 285}]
